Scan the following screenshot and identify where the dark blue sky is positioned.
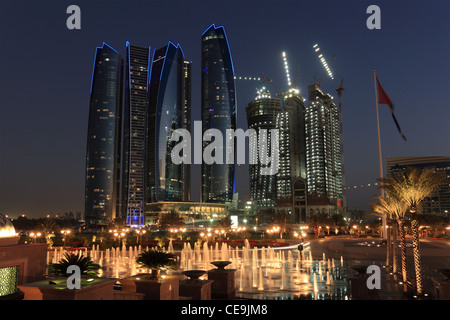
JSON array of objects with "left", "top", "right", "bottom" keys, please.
[{"left": 1, "top": 0, "right": 449, "bottom": 218}]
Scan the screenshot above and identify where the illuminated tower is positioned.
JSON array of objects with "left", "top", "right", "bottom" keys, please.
[
  {"left": 85, "top": 43, "right": 123, "bottom": 225},
  {"left": 246, "top": 88, "right": 281, "bottom": 211},
  {"left": 122, "top": 43, "right": 150, "bottom": 227},
  {"left": 306, "top": 83, "right": 343, "bottom": 214},
  {"left": 146, "top": 42, "right": 191, "bottom": 203},
  {"left": 275, "top": 87, "right": 308, "bottom": 222},
  {"left": 201, "top": 24, "right": 237, "bottom": 203}
]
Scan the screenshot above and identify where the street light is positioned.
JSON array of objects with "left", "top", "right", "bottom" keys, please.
[
  {"left": 61, "top": 230, "right": 71, "bottom": 249},
  {"left": 30, "top": 232, "right": 41, "bottom": 243},
  {"left": 114, "top": 232, "right": 126, "bottom": 247}
]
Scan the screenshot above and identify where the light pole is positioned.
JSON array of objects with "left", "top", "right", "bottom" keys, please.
[
  {"left": 61, "top": 230, "right": 71, "bottom": 250},
  {"left": 30, "top": 232, "right": 39, "bottom": 243}
]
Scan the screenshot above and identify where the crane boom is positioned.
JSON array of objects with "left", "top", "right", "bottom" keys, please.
[{"left": 282, "top": 51, "right": 292, "bottom": 87}]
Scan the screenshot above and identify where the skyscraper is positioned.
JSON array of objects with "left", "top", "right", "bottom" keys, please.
[
  {"left": 146, "top": 42, "right": 191, "bottom": 203},
  {"left": 85, "top": 43, "right": 123, "bottom": 225},
  {"left": 275, "top": 87, "right": 308, "bottom": 222},
  {"left": 201, "top": 24, "right": 237, "bottom": 203},
  {"left": 122, "top": 43, "right": 150, "bottom": 227},
  {"left": 182, "top": 60, "right": 192, "bottom": 202},
  {"left": 246, "top": 87, "right": 281, "bottom": 211},
  {"left": 306, "top": 83, "right": 343, "bottom": 215}
]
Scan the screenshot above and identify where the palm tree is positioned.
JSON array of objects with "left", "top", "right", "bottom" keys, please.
[
  {"left": 391, "top": 215, "right": 399, "bottom": 275},
  {"left": 41, "top": 218, "right": 57, "bottom": 249},
  {"left": 381, "top": 168, "right": 445, "bottom": 294},
  {"left": 48, "top": 253, "right": 101, "bottom": 276},
  {"left": 370, "top": 195, "right": 393, "bottom": 269},
  {"left": 158, "top": 210, "right": 185, "bottom": 231},
  {"left": 109, "top": 216, "right": 127, "bottom": 230},
  {"left": 271, "top": 212, "right": 292, "bottom": 238},
  {"left": 370, "top": 193, "right": 408, "bottom": 277},
  {"left": 215, "top": 217, "right": 232, "bottom": 238},
  {"left": 136, "top": 249, "right": 177, "bottom": 279}
]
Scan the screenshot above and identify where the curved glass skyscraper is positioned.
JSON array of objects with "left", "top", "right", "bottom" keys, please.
[
  {"left": 147, "top": 42, "right": 190, "bottom": 203},
  {"left": 201, "top": 24, "right": 237, "bottom": 203},
  {"left": 85, "top": 43, "right": 123, "bottom": 225}
]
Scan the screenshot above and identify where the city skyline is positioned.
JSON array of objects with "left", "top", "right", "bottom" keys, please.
[{"left": 1, "top": 0, "right": 449, "bottom": 218}]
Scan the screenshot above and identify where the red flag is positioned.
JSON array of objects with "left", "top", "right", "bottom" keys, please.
[
  {"left": 376, "top": 76, "right": 407, "bottom": 141},
  {"left": 376, "top": 77, "right": 393, "bottom": 106}
]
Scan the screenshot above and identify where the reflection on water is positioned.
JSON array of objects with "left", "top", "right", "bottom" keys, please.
[{"left": 47, "top": 240, "right": 349, "bottom": 300}]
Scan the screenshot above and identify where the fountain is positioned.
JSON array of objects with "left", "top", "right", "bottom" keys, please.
[{"left": 44, "top": 238, "right": 349, "bottom": 300}]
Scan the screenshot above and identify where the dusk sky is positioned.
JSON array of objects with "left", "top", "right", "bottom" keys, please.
[{"left": 0, "top": 0, "right": 449, "bottom": 218}]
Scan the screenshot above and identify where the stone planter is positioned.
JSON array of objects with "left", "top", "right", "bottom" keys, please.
[
  {"left": 18, "top": 277, "right": 116, "bottom": 300},
  {"left": 179, "top": 279, "right": 214, "bottom": 300},
  {"left": 431, "top": 270, "right": 450, "bottom": 300},
  {"left": 347, "top": 266, "right": 379, "bottom": 300},
  {"left": 208, "top": 262, "right": 236, "bottom": 299},
  {"left": 120, "top": 273, "right": 180, "bottom": 300}
]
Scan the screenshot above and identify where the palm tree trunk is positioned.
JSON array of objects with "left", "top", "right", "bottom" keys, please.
[
  {"left": 386, "top": 217, "right": 391, "bottom": 268},
  {"left": 392, "top": 219, "right": 399, "bottom": 274},
  {"left": 398, "top": 218, "right": 408, "bottom": 283},
  {"left": 411, "top": 217, "right": 423, "bottom": 294},
  {"left": 150, "top": 269, "right": 159, "bottom": 280}
]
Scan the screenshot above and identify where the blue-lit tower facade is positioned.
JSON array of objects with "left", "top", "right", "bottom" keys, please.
[
  {"left": 201, "top": 24, "right": 237, "bottom": 203},
  {"left": 122, "top": 43, "right": 151, "bottom": 227},
  {"left": 146, "top": 42, "right": 191, "bottom": 203},
  {"left": 85, "top": 43, "right": 123, "bottom": 225}
]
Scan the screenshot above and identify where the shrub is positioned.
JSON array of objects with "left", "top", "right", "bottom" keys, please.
[{"left": 47, "top": 253, "right": 101, "bottom": 276}]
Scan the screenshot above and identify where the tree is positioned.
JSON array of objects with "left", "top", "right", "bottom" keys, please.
[
  {"left": 380, "top": 168, "right": 445, "bottom": 294},
  {"left": 308, "top": 213, "right": 330, "bottom": 236},
  {"left": 158, "top": 210, "right": 185, "bottom": 231},
  {"left": 329, "top": 214, "right": 347, "bottom": 234},
  {"left": 47, "top": 253, "right": 101, "bottom": 276},
  {"left": 271, "top": 212, "right": 292, "bottom": 238},
  {"left": 136, "top": 249, "right": 177, "bottom": 279},
  {"left": 215, "top": 217, "right": 232, "bottom": 238},
  {"left": 216, "top": 216, "right": 232, "bottom": 229},
  {"left": 41, "top": 218, "right": 57, "bottom": 249},
  {"left": 109, "top": 217, "right": 127, "bottom": 230},
  {"left": 370, "top": 193, "right": 408, "bottom": 278}
]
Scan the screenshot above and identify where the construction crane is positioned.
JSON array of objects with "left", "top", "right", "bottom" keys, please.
[
  {"left": 313, "top": 44, "right": 336, "bottom": 87},
  {"left": 235, "top": 73, "right": 274, "bottom": 99},
  {"left": 282, "top": 51, "right": 292, "bottom": 88},
  {"left": 234, "top": 73, "right": 272, "bottom": 85},
  {"left": 279, "top": 51, "right": 302, "bottom": 101},
  {"left": 313, "top": 43, "right": 347, "bottom": 212},
  {"left": 234, "top": 76, "right": 261, "bottom": 81}
]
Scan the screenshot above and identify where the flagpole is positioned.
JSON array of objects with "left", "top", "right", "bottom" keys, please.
[{"left": 374, "top": 68, "right": 387, "bottom": 240}]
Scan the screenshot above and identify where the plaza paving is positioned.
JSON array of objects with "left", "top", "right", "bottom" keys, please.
[{"left": 306, "top": 236, "right": 450, "bottom": 299}]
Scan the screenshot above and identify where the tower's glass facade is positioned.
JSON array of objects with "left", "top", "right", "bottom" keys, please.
[
  {"left": 85, "top": 43, "right": 123, "bottom": 225},
  {"left": 147, "top": 42, "right": 190, "bottom": 203},
  {"left": 201, "top": 24, "right": 237, "bottom": 203},
  {"left": 122, "top": 43, "right": 150, "bottom": 227}
]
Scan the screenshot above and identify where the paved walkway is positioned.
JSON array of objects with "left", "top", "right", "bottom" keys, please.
[{"left": 306, "top": 236, "right": 450, "bottom": 300}]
